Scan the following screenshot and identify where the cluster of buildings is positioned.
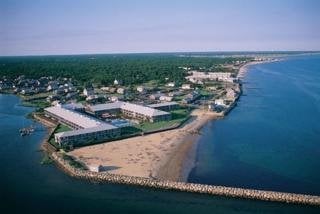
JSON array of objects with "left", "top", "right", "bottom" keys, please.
[
  {"left": 44, "top": 101, "right": 178, "bottom": 146},
  {"left": 86, "top": 101, "right": 175, "bottom": 122},
  {"left": 182, "top": 91, "right": 201, "bottom": 104},
  {"left": 0, "top": 75, "right": 78, "bottom": 103},
  {"left": 45, "top": 105, "right": 120, "bottom": 146},
  {"left": 210, "top": 87, "right": 241, "bottom": 112},
  {"left": 0, "top": 75, "right": 50, "bottom": 94},
  {"left": 185, "top": 71, "right": 238, "bottom": 84}
]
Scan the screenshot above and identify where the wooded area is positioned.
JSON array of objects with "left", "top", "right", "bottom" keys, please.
[{"left": 0, "top": 53, "right": 245, "bottom": 85}]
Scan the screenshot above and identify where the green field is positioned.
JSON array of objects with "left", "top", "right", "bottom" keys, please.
[
  {"left": 21, "top": 92, "right": 52, "bottom": 101},
  {"left": 48, "top": 124, "right": 72, "bottom": 148},
  {"left": 55, "top": 124, "right": 72, "bottom": 133},
  {"left": 21, "top": 99, "right": 50, "bottom": 108},
  {"left": 136, "top": 108, "right": 190, "bottom": 132},
  {"left": 61, "top": 153, "right": 86, "bottom": 170}
]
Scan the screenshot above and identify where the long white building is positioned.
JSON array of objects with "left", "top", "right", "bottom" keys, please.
[
  {"left": 186, "top": 71, "right": 237, "bottom": 83},
  {"left": 87, "top": 101, "right": 171, "bottom": 122},
  {"left": 54, "top": 124, "right": 120, "bottom": 146},
  {"left": 44, "top": 105, "right": 120, "bottom": 146},
  {"left": 45, "top": 105, "right": 103, "bottom": 129}
]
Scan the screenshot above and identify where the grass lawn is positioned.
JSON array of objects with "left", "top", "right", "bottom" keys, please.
[
  {"left": 55, "top": 124, "right": 72, "bottom": 133},
  {"left": 62, "top": 153, "right": 86, "bottom": 170},
  {"left": 21, "top": 92, "right": 52, "bottom": 100},
  {"left": 21, "top": 99, "right": 51, "bottom": 108},
  {"left": 199, "top": 89, "right": 213, "bottom": 97},
  {"left": 135, "top": 108, "right": 191, "bottom": 132},
  {"left": 48, "top": 124, "right": 72, "bottom": 148}
]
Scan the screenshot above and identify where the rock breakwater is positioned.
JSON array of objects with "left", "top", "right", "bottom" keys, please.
[{"left": 51, "top": 152, "right": 320, "bottom": 206}]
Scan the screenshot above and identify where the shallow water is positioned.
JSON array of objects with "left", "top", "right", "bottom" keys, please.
[{"left": 189, "top": 55, "right": 320, "bottom": 196}]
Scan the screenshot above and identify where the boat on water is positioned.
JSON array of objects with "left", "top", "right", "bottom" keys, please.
[{"left": 19, "top": 125, "right": 35, "bottom": 136}]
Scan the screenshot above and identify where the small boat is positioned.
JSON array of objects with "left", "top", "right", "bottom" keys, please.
[{"left": 19, "top": 125, "right": 35, "bottom": 136}]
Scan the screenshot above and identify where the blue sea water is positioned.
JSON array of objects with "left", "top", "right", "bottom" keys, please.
[
  {"left": 1, "top": 55, "right": 320, "bottom": 213},
  {"left": 189, "top": 54, "right": 320, "bottom": 196}
]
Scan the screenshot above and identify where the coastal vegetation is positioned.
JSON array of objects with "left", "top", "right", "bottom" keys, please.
[
  {"left": 40, "top": 153, "right": 53, "bottom": 165},
  {"left": 136, "top": 108, "right": 191, "bottom": 132},
  {"left": 0, "top": 54, "right": 244, "bottom": 85},
  {"left": 48, "top": 124, "right": 72, "bottom": 149},
  {"left": 61, "top": 153, "right": 87, "bottom": 170}
]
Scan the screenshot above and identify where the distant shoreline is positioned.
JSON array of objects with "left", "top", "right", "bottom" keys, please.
[
  {"left": 237, "top": 58, "right": 281, "bottom": 79},
  {"left": 177, "top": 59, "right": 278, "bottom": 181}
]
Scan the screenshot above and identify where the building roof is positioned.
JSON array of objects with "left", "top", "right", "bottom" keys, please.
[
  {"left": 63, "top": 103, "right": 84, "bottom": 110},
  {"left": 147, "top": 102, "right": 178, "bottom": 108},
  {"left": 45, "top": 106, "right": 104, "bottom": 129},
  {"left": 88, "top": 101, "right": 124, "bottom": 112},
  {"left": 121, "top": 102, "right": 169, "bottom": 117},
  {"left": 89, "top": 101, "right": 170, "bottom": 117},
  {"left": 55, "top": 124, "right": 118, "bottom": 138}
]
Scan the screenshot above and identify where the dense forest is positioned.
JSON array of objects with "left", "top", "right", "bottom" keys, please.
[{"left": 0, "top": 53, "right": 247, "bottom": 85}]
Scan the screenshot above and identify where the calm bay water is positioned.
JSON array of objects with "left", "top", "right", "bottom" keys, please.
[
  {"left": 1, "top": 55, "right": 320, "bottom": 213},
  {"left": 189, "top": 55, "right": 320, "bottom": 196}
]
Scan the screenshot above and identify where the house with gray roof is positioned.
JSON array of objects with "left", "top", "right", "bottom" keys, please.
[{"left": 87, "top": 101, "right": 171, "bottom": 122}]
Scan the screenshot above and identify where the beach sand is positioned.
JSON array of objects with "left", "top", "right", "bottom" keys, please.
[
  {"left": 69, "top": 109, "right": 222, "bottom": 182},
  {"left": 237, "top": 59, "right": 279, "bottom": 79}
]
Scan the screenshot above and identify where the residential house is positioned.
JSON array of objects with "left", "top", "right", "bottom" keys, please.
[
  {"left": 137, "top": 86, "right": 145, "bottom": 93},
  {"left": 159, "top": 95, "right": 173, "bottom": 102},
  {"left": 83, "top": 87, "right": 94, "bottom": 97},
  {"left": 117, "top": 88, "right": 125, "bottom": 94},
  {"left": 166, "top": 82, "right": 175, "bottom": 87},
  {"left": 181, "top": 84, "right": 191, "bottom": 90}
]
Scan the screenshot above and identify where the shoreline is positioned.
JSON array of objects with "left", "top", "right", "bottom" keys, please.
[
  {"left": 155, "top": 111, "right": 219, "bottom": 181},
  {"left": 33, "top": 58, "right": 274, "bottom": 183},
  {"left": 38, "top": 59, "right": 274, "bottom": 182},
  {"left": 174, "top": 59, "right": 276, "bottom": 181},
  {"left": 13, "top": 57, "right": 320, "bottom": 206},
  {"left": 11, "top": 93, "right": 320, "bottom": 207},
  {"left": 68, "top": 109, "right": 222, "bottom": 182},
  {"left": 237, "top": 58, "right": 281, "bottom": 79}
]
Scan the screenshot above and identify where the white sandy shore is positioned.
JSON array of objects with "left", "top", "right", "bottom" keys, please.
[
  {"left": 237, "top": 59, "right": 280, "bottom": 79},
  {"left": 69, "top": 109, "right": 222, "bottom": 181},
  {"left": 237, "top": 61, "right": 264, "bottom": 79}
]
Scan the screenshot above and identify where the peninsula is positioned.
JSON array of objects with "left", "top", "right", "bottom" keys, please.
[
  {"left": 0, "top": 53, "right": 264, "bottom": 179},
  {"left": 2, "top": 52, "right": 319, "bottom": 206}
]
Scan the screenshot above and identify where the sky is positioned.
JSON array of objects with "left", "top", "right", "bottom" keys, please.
[{"left": 1, "top": 0, "right": 320, "bottom": 56}]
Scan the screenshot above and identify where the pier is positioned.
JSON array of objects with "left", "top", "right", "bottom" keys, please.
[{"left": 51, "top": 152, "right": 320, "bottom": 207}]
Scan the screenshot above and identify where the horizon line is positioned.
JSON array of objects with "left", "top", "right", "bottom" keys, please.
[{"left": 1, "top": 50, "right": 320, "bottom": 58}]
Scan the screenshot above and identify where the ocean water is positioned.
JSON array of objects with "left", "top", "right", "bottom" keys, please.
[
  {"left": 189, "top": 54, "right": 320, "bottom": 196},
  {"left": 1, "top": 55, "right": 320, "bottom": 213}
]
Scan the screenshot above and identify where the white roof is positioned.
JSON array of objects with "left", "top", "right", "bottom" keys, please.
[
  {"left": 89, "top": 102, "right": 170, "bottom": 117},
  {"left": 45, "top": 106, "right": 104, "bottom": 128},
  {"left": 88, "top": 102, "right": 124, "bottom": 112},
  {"left": 147, "top": 102, "right": 178, "bottom": 108},
  {"left": 63, "top": 103, "right": 84, "bottom": 110},
  {"left": 55, "top": 124, "right": 118, "bottom": 138},
  {"left": 121, "top": 102, "right": 169, "bottom": 117}
]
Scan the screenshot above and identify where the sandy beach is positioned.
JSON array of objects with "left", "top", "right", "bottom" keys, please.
[
  {"left": 69, "top": 109, "right": 222, "bottom": 182},
  {"left": 237, "top": 61, "right": 264, "bottom": 79},
  {"left": 237, "top": 59, "right": 280, "bottom": 79}
]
